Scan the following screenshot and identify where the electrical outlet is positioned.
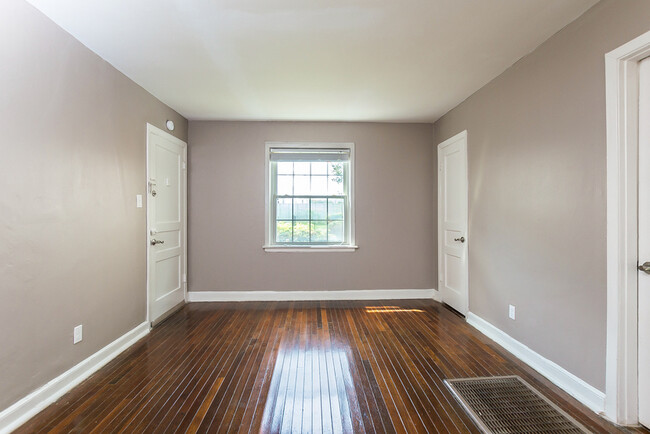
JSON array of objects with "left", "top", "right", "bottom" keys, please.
[
  {"left": 509, "top": 305, "right": 516, "bottom": 320},
  {"left": 73, "top": 325, "right": 83, "bottom": 344}
]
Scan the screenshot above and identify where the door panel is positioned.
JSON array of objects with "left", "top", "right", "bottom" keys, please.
[
  {"left": 438, "top": 131, "right": 468, "bottom": 314},
  {"left": 638, "top": 57, "right": 650, "bottom": 429},
  {"left": 147, "top": 125, "right": 187, "bottom": 324}
]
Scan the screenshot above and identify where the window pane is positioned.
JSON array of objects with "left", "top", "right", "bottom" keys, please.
[
  {"left": 276, "top": 221, "right": 292, "bottom": 243},
  {"left": 276, "top": 198, "right": 292, "bottom": 220},
  {"left": 293, "top": 221, "right": 310, "bottom": 242},
  {"left": 294, "top": 162, "right": 310, "bottom": 175},
  {"left": 312, "top": 162, "right": 327, "bottom": 175},
  {"left": 328, "top": 162, "right": 344, "bottom": 178},
  {"left": 328, "top": 198, "right": 344, "bottom": 220},
  {"left": 294, "top": 175, "right": 310, "bottom": 195},
  {"left": 311, "top": 175, "right": 327, "bottom": 195},
  {"left": 277, "top": 162, "right": 293, "bottom": 175},
  {"left": 328, "top": 221, "right": 344, "bottom": 242},
  {"left": 277, "top": 175, "right": 293, "bottom": 195},
  {"left": 311, "top": 221, "right": 327, "bottom": 242},
  {"left": 311, "top": 199, "right": 327, "bottom": 220},
  {"left": 328, "top": 175, "right": 344, "bottom": 195},
  {"left": 293, "top": 198, "right": 309, "bottom": 219}
]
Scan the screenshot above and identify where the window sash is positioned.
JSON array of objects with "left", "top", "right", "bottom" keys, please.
[
  {"left": 270, "top": 159, "right": 350, "bottom": 245},
  {"left": 273, "top": 195, "right": 348, "bottom": 244}
]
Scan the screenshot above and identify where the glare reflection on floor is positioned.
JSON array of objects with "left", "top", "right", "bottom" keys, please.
[{"left": 260, "top": 346, "right": 354, "bottom": 432}]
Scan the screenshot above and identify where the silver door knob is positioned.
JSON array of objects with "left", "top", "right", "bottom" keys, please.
[
  {"left": 639, "top": 261, "right": 650, "bottom": 274},
  {"left": 150, "top": 239, "right": 164, "bottom": 246},
  {"left": 454, "top": 236, "right": 465, "bottom": 243}
]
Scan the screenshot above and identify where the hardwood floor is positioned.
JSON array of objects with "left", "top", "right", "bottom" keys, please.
[{"left": 17, "top": 300, "right": 648, "bottom": 433}]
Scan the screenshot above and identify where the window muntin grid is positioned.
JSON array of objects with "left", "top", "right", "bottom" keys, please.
[{"left": 271, "top": 160, "right": 349, "bottom": 245}]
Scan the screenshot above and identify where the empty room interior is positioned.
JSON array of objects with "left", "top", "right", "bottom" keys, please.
[{"left": 2, "top": 0, "right": 650, "bottom": 432}]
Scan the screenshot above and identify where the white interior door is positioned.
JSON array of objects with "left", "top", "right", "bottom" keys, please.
[
  {"left": 638, "top": 57, "right": 650, "bottom": 429},
  {"left": 147, "top": 124, "right": 187, "bottom": 324},
  {"left": 437, "top": 131, "right": 469, "bottom": 314}
]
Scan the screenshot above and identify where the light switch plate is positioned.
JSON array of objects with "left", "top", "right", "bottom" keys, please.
[
  {"left": 136, "top": 194, "right": 143, "bottom": 208},
  {"left": 73, "top": 325, "right": 83, "bottom": 344},
  {"left": 509, "top": 305, "right": 516, "bottom": 320}
]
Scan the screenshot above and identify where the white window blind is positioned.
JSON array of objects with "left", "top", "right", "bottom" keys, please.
[{"left": 269, "top": 148, "right": 351, "bottom": 162}]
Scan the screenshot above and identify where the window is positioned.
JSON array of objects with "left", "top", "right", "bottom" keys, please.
[{"left": 265, "top": 143, "right": 356, "bottom": 251}]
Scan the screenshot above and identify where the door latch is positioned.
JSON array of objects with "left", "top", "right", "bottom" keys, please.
[{"left": 148, "top": 179, "right": 157, "bottom": 197}]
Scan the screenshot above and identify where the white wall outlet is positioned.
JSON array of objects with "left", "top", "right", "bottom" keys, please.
[
  {"left": 73, "top": 324, "right": 83, "bottom": 344},
  {"left": 509, "top": 304, "right": 516, "bottom": 320},
  {"left": 136, "top": 194, "right": 143, "bottom": 208}
]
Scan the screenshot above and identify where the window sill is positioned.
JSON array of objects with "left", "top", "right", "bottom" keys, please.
[{"left": 263, "top": 245, "right": 358, "bottom": 253}]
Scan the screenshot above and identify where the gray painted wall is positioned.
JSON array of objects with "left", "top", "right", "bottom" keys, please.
[
  {"left": 188, "top": 121, "right": 435, "bottom": 292},
  {"left": 0, "top": 0, "right": 187, "bottom": 412},
  {"left": 434, "top": 0, "right": 650, "bottom": 392}
]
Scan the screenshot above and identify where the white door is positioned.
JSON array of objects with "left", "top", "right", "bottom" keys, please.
[
  {"left": 147, "top": 124, "right": 187, "bottom": 324},
  {"left": 437, "top": 131, "right": 469, "bottom": 314},
  {"left": 638, "top": 57, "right": 650, "bottom": 428}
]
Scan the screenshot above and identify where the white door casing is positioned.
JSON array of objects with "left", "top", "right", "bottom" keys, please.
[
  {"left": 437, "top": 131, "right": 469, "bottom": 315},
  {"left": 605, "top": 29, "right": 650, "bottom": 425},
  {"left": 638, "top": 57, "right": 650, "bottom": 429},
  {"left": 146, "top": 124, "right": 187, "bottom": 324}
]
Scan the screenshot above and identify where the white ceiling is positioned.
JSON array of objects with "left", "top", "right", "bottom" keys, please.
[{"left": 25, "top": 0, "right": 597, "bottom": 123}]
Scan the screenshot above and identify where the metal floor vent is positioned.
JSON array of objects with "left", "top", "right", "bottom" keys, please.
[{"left": 445, "top": 376, "right": 590, "bottom": 433}]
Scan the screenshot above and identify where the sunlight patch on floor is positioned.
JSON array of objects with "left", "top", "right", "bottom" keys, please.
[{"left": 364, "top": 306, "right": 424, "bottom": 313}]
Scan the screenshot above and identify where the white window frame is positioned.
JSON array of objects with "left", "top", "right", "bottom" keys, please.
[{"left": 264, "top": 142, "right": 357, "bottom": 252}]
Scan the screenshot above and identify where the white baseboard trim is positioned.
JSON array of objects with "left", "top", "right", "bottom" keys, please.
[
  {"left": 188, "top": 289, "right": 438, "bottom": 302},
  {"left": 0, "top": 322, "right": 150, "bottom": 434},
  {"left": 466, "top": 312, "right": 605, "bottom": 414}
]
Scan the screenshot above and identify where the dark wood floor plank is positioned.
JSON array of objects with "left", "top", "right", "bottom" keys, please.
[
  {"left": 14, "top": 300, "right": 649, "bottom": 434},
  {"left": 381, "top": 305, "right": 479, "bottom": 432},
  {"left": 199, "top": 308, "right": 268, "bottom": 432},
  {"left": 329, "top": 306, "right": 368, "bottom": 434},
  {"left": 211, "top": 308, "right": 273, "bottom": 433},
  {"left": 107, "top": 308, "right": 244, "bottom": 433},
  {"left": 238, "top": 305, "right": 287, "bottom": 433},
  {"left": 169, "top": 310, "right": 254, "bottom": 431},
  {"left": 355, "top": 304, "right": 424, "bottom": 433}
]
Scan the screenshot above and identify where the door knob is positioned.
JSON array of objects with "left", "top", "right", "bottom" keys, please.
[
  {"left": 639, "top": 261, "right": 650, "bottom": 274},
  {"left": 150, "top": 239, "right": 165, "bottom": 246},
  {"left": 454, "top": 236, "right": 465, "bottom": 243}
]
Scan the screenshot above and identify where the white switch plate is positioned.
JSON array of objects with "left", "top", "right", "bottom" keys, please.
[
  {"left": 136, "top": 194, "right": 143, "bottom": 208},
  {"left": 509, "top": 304, "right": 516, "bottom": 320},
  {"left": 73, "top": 325, "right": 83, "bottom": 344}
]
